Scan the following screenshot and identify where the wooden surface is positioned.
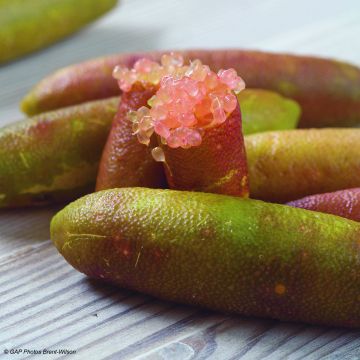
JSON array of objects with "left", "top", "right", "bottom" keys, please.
[{"left": 1, "top": 0, "right": 360, "bottom": 358}]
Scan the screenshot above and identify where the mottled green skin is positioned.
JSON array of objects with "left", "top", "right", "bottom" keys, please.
[
  {"left": 239, "top": 89, "right": 300, "bottom": 135},
  {"left": 246, "top": 129, "right": 360, "bottom": 203},
  {"left": 0, "top": 0, "right": 117, "bottom": 63},
  {"left": 0, "top": 98, "right": 118, "bottom": 208},
  {"left": 51, "top": 188, "right": 360, "bottom": 328}
]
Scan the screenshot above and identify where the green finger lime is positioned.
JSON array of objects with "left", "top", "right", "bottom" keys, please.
[
  {"left": 51, "top": 187, "right": 360, "bottom": 328},
  {"left": 0, "top": 97, "right": 118, "bottom": 208}
]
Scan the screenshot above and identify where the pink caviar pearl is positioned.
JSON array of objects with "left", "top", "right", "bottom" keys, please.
[
  {"left": 154, "top": 121, "right": 171, "bottom": 139},
  {"left": 134, "top": 58, "right": 157, "bottom": 73},
  {"left": 161, "top": 52, "right": 184, "bottom": 68},
  {"left": 222, "top": 93, "right": 238, "bottom": 113},
  {"left": 167, "top": 133, "right": 182, "bottom": 148},
  {"left": 185, "top": 128, "right": 202, "bottom": 147},
  {"left": 151, "top": 146, "right": 166, "bottom": 162},
  {"left": 211, "top": 97, "right": 226, "bottom": 124},
  {"left": 218, "top": 68, "right": 245, "bottom": 92}
]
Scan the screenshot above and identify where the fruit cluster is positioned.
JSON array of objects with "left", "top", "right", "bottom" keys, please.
[
  {"left": 116, "top": 53, "right": 245, "bottom": 149},
  {"left": 2, "top": 49, "right": 360, "bottom": 329}
]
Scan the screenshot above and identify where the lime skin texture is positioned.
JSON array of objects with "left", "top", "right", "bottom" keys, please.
[
  {"left": 51, "top": 187, "right": 360, "bottom": 328},
  {"left": 0, "top": 98, "right": 118, "bottom": 208},
  {"left": 238, "top": 89, "right": 300, "bottom": 135},
  {"left": 96, "top": 84, "right": 166, "bottom": 192},
  {"left": 246, "top": 129, "right": 360, "bottom": 203}
]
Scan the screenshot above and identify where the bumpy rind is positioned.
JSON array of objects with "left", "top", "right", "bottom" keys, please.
[
  {"left": 162, "top": 101, "right": 249, "bottom": 196},
  {"left": 96, "top": 84, "right": 166, "bottom": 191},
  {"left": 246, "top": 129, "right": 360, "bottom": 203},
  {"left": 51, "top": 187, "right": 360, "bottom": 328},
  {"left": 0, "top": 97, "right": 118, "bottom": 208}
]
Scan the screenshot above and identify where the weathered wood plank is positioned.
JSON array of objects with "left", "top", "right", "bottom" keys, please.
[{"left": 0, "top": 208, "right": 56, "bottom": 255}]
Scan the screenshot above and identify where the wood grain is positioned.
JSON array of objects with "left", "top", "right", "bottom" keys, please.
[{"left": 1, "top": 0, "right": 360, "bottom": 358}]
